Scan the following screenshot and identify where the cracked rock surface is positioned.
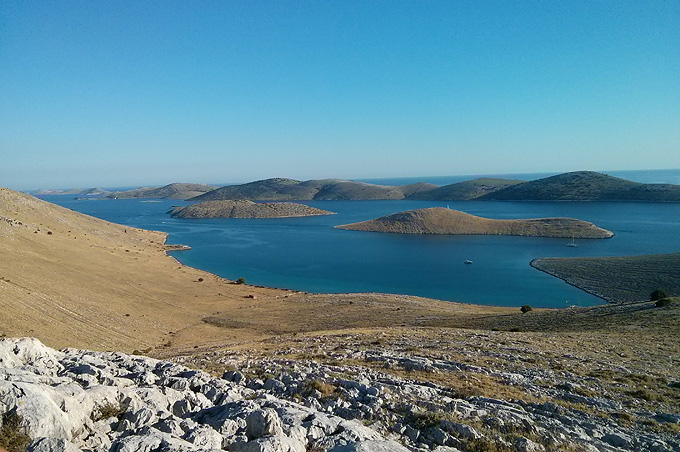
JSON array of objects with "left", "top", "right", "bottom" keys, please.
[{"left": 1, "top": 334, "right": 678, "bottom": 452}]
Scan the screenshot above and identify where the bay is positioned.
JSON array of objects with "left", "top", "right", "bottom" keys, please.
[{"left": 42, "top": 178, "right": 680, "bottom": 308}]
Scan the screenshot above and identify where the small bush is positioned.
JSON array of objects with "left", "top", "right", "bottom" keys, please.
[
  {"left": 92, "top": 402, "right": 126, "bottom": 422},
  {"left": 520, "top": 305, "right": 532, "bottom": 314},
  {"left": 303, "top": 379, "right": 337, "bottom": 398},
  {"left": 655, "top": 298, "right": 674, "bottom": 308},
  {"left": 0, "top": 411, "right": 31, "bottom": 452},
  {"left": 236, "top": 277, "right": 246, "bottom": 285},
  {"left": 650, "top": 289, "right": 668, "bottom": 301}
]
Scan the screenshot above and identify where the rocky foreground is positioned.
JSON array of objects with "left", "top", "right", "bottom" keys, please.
[{"left": 2, "top": 337, "right": 678, "bottom": 452}]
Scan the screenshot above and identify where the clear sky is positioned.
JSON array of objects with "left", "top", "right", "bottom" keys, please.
[{"left": 1, "top": 1, "right": 679, "bottom": 190}]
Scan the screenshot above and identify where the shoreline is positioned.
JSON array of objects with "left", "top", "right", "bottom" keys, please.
[{"left": 530, "top": 258, "right": 610, "bottom": 303}]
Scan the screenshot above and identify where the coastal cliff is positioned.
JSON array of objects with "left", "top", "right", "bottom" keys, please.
[
  {"left": 169, "top": 200, "right": 335, "bottom": 218},
  {"left": 336, "top": 207, "right": 614, "bottom": 238}
]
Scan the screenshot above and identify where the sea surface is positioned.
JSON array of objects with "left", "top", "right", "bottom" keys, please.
[{"left": 40, "top": 169, "right": 680, "bottom": 308}]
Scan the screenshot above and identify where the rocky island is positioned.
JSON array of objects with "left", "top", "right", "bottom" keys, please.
[
  {"left": 407, "top": 178, "right": 524, "bottom": 200},
  {"left": 107, "top": 183, "right": 217, "bottom": 200},
  {"left": 190, "top": 178, "right": 438, "bottom": 201},
  {"left": 169, "top": 200, "right": 335, "bottom": 219},
  {"left": 336, "top": 207, "right": 614, "bottom": 238},
  {"left": 479, "top": 171, "right": 680, "bottom": 201}
]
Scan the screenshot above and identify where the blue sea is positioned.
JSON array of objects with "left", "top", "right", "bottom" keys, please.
[{"left": 40, "top": 169, "right": 680, "bottom": 308}]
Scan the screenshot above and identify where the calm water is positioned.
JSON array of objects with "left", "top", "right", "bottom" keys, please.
[{"left": 41, "top": 170, "right": 680, "bottom": 308}]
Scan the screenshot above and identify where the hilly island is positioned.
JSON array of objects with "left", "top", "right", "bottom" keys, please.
[
  {"left": 187, "top": 171, "right": 680, "bottom": 202},
  {"left": 36, "top": 171, "right": 680, "bottom": 202},
  {"left": 337, "top": 207, "right": 614, "bottom": 238},
  {"left": 169, "top": 200, "right": 335, "bottom": 218}
]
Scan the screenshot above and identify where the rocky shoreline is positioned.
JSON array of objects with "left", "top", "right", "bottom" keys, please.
[{"left": 530, "top": 254, "right": 680, "bottom": 303}]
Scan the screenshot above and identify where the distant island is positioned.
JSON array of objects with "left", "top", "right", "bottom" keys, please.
[
  {"left": 407, "top": 178, "right": 524, "bottom": 200},
  {"left": 336, "top": 207, "right": 614, "bottom": 238},
  {"left": 183, "top": 171, "right": 680, "bottom": 202},
  {"left": 190, "top": 178, "right": 438, "bottom": 201},
  {"left": 107, "top": 183, "right": 216, "bottom": 200},
  {"left": 40, "top": 171, "right": 680, "bottom": 202},
  {"left": 478, "top": 171, "right": 680, "bottom": 201},
  {"left": 33, "top": 187, "right": 111, "bottom": 196},
  {"left": 169, "top": 200, "right": 335, "bottom": 218}
]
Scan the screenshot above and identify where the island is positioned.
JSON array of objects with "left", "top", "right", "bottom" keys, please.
[
  {"left": 335, "top": 207, "right": 614, "bottom": 238},
  {"left": 407, "top": 177, "right": 524, "bottom": 200},
  {"left": 185, "top": 171, "right": 680, "bottom": 202},
  {"left": 478, "top": 171, "right": 680, "bottom": 201},
  {"left": 107, "top": 183, "right": 217, "bottom": 200},
  {"left": 169, "top": 200, "right": 335, "bottom": 218},
  {"left": 190, "top": 178, "right": 438, "bottom": 201}
]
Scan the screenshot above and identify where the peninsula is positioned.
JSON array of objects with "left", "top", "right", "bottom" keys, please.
[
  {"left": 531, "top": 253, "right": 680, "bottom": 303},
  {"left": 169, "top": 200, "right": 335, "bottom": 219},
  {"left": 336, "top": 207, "right": 614, "bottom": 238}
]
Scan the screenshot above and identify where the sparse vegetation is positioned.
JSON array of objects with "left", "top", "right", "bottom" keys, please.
[
  {"left": 655, "top": 298, "right": 673, "bottom": 307},
  {"left": 0, "top": 411, "right": 31, "bottom": 452},
  {"left": 92, "top": 402, "right": 126, "bottom": 421},
  {"left": 236, "top": 277, "right": 246, "bottom": 285},
  {"left": 303, "top": 379, "right": 337, "bottom": 398},
  {"left": 520, "top": 305, "right": 532, "bottom": 314}
]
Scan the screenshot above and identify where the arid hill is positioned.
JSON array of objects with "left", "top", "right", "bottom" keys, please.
[
  {"left": 336, "top": 207, "right": 614, "bottom": 238},
  {"left": 406, "top": 178, "right": 524, "bottom": 200},
  {"left": 107, "top": 183, "right": 216, "bottom": 200},
  {"left": 169, "top": 200, "right": 334, "bottom": 219},
  {"left": 0, "top": 187, "right": 511, "bottom": 352},
  {"left": 480, "top": 171, "right": 680, "bottom": 201},
  {"left": 190, "top": 178, "right": 438, "bottom": 201}
]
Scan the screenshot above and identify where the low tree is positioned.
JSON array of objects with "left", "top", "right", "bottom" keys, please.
[
  {"left": 236, "top": 277, "right": 246, "bottom": 285},
  {"left": 520, "top": 305, "right": 532, "bottom": 314},
  {"left": 650, "top": 289, "right": 668, "bottom": 301}
]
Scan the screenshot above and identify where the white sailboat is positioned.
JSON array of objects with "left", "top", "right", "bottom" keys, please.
[{"left": 567, "top": 234, "right": 578, "bottom": 247}]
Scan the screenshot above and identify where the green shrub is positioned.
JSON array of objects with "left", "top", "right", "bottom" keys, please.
[
  {"left": 650, "top": 289, "right": 668, "bottom": 301},
  {"left": 92, "top": 402, "right": 126, "bottom": 422},
  {"left": 236, "top": 277, "right": 246, "bottom": 285},
  {"left": 520, "top": 305, "right": 532, "bottom": 314},
  {"left": 0, "top": 411, "right": 31, "bottom": 452},
  {"left": 655, "top": 298, "right": 673, "bottom": 307},
  {"left": 303, "top": 379, "right": 337, "bottom": 398}
]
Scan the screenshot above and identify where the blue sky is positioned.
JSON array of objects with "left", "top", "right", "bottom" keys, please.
[{"left": 1, "top": 1, "right": 678, "bottom": 190}]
